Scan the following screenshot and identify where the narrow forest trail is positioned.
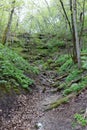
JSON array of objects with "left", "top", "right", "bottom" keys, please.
[
  {"left": 0, "top": 0, "right": 87, "bottom": 129},
  {"left": 0, "top": 70, "right": 87, "bottom": 130},
  {"left": 0, "top": 38, "right": 87, "bottom": 130}
]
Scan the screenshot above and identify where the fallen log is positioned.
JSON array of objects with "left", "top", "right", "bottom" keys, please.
[{"left": 45, "top": 93, "right": 76, "bottom": 111}]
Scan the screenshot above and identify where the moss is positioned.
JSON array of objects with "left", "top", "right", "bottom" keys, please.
[{"left": 45, "top": 94, "right": 75, "bottom": 111}]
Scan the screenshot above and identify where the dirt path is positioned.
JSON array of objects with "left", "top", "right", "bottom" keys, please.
[{"left": 0, "top": 71, "right": 87, "bottom": 130}]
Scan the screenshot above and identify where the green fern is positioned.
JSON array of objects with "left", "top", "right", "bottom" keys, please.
[
  {"left": 74, "top": 113, "right": 87, "bottom": 126},
  {"left": 0, "top": 43, "right": 38, "bottom": 90}
]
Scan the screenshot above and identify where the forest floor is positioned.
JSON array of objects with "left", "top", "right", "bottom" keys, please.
[
  {"left": 0, "top": 70, "right": 87, "bottom": 130},
  {"left": 0, "top": 39, "right": 87, "bottom": 130}
]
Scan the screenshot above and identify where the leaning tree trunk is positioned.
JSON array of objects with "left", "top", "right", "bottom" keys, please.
[
  {"left": 59, "top": 0, "right": 72, "bottom": 34},
  {"left": 2, "top": 6, "right": 15, "bottom": 45},
  {"left": 73, "top": 0, "right": 81, "bottom": 69}
]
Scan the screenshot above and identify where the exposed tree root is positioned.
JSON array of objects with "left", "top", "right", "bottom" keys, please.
[{"left": 54, "top": 73, "right": 68, "bottom": 81}]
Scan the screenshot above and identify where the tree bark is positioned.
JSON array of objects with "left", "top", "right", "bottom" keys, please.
[
  {"left": 70, "top": 0, "right": 77, "bottom": 63},
  {"left": 2, "top": 1, "right": 15, "bottom": 45},
  {"left": 59, "top": 0, "right": 72, "bottom": 34},
  {"left": 79, "top": 0, "right": 85, "bottom": 49},
  {"left": 73, "top": 0, "right": 81, "bottom": 69}
]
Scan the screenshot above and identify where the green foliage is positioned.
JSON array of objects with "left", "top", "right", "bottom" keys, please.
[
  {"left": 0, "top": 43, "right": 38, "bottom": 90},
  {"left": 80, "top": 53, "right": 87, "bottom": 70},
  {"left": 47, "top": 38, "right": 65, "bottom": 51},
  {"left": 32, "top": 37, "right": 43, "bottom": 45},
  {"left": 74, "top": 113, "right": 87, "bottom": 126},
  {"left": 42, "top": 62, "right": 49, "bottom": 70},
  {"left": 55, "top": 54, "right": 69, "bottom": 66},
  {"left": 82, "top": 57, "right": 87, "bottom": 70},
  {"left": 63, "top": 77, "right": 87, "bottom": 95},
  {"left": 59, "top": 58, "right": 73, "bottom": 72},
  {"left": 66, "top": 69, "right": 81, "bottom": 82},
  {"left": 63, "top": 83, "right": 79, "bottom": 95}
]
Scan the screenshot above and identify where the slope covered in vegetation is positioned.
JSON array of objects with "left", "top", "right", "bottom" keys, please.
[
  {"left": 0, "top": 0, "right": 87, "bottom": 130},
  {"left": 0, "top": 43, "right": 39, "bottom": 91}
]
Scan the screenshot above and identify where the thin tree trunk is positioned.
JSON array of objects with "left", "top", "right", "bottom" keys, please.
[
  {"left": 70, "top": 0, "right": 77, "bottom": 63},
  {"left": 59, "top": 0, "right": 72, "bottom": 34},
  {"left": 73, "top": 0, "right": 81, "bottom": 69},
  {"left": 79, "top": 0, "right": 85, "bottom": 49},
  {"left": 2, "top": 1, "right": 15, "bottom": 45}
]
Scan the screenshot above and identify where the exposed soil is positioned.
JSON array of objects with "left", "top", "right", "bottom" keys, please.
[{"left": 0, "top": 71, "right": 87, "bottom": 130}]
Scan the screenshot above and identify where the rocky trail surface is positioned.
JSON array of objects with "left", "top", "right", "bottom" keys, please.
[{"left": 0, "top": 70, "right": 87, "bottom": 130}]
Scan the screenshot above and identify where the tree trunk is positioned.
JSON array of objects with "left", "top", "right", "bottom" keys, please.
[
  {"left": 79, "top": 0, "right": 85, "bottom": 49},
  {"left": 73, "top": 0, "right": 81, "bottom": 69},
  {"left": 59, "top": 0, "right": 72, "bottom": 34},
  {"left": 70, "top": 0, "right": 77, "bottom": 63},
  {"left": 2, "top": 2, "right": 15, "bottom": 45}
]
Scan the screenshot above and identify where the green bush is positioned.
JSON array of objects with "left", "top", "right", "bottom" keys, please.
[{"left": 0, "top": 43, "right": 39, "bottom": 90}]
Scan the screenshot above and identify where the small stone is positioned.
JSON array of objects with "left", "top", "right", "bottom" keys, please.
[
  {"left": 84, "top": 108, "right": 87, "bottom": 118},
  {"left": 35, "top": 122, "right": 43, "bottom": 129},
  {"left": 0, "top": 109, "right": 2, "bottom": 112}
]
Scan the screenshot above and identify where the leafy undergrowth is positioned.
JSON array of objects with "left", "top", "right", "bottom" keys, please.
[
  {"left": 46, "top": 52, "right": 87, "bottom": 110},
  {"left": 9, "top": 35, "right": 87, "bottom": 109},
  {"left": 0, "top": 43, "right": 39, "bottom": 91},
  {"left": 18, "top": 36, "right": 87, "bottom": 96}
]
